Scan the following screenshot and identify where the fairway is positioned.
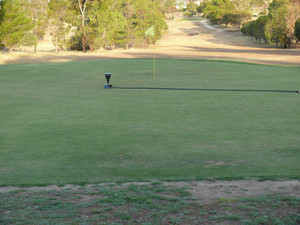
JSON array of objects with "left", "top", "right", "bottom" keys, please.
[{"left": 0, "top": 59, "right": 299, "bottom": 186}]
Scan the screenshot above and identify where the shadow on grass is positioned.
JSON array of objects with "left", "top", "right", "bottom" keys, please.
[{"left": 114, "top": 86, "right": 299, "bottom": 94}]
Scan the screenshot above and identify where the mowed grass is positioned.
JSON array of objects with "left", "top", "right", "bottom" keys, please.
[{"left": 0, "top": 58, "right": 299, "bottom": 186}]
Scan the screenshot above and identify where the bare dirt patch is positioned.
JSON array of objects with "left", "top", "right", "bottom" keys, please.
[
  {"left": 1, "top": 180, "right": 299, "bottom": 204},
  {"left": 1, "top": 17, "right": 299, "bottom": 66},
  {"left": 164, "top": 180, "right": 300, "bottom": 204},
  {"left": 1, "top": 180, "right": 299, "bottom": 224}
]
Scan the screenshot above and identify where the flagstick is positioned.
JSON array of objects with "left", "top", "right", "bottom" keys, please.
[{"left": 154, "top": 42, "right": 156, "bottom": 80}]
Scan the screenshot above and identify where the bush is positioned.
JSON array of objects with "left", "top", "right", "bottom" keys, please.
[{"left": 241, "top": 20, "right": 255, "bottom": 37}]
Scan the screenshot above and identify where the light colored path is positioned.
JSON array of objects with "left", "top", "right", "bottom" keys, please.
[
  {"left": 200, "top": 19, "right": 224, "bottom": 32},
  {"left": 155, "top": 19, "right": 300, "bottom": 66}
]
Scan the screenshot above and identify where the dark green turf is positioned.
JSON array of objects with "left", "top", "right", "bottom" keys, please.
[{"left": 0, "top": 59, "right": 299, "bottom": 186}]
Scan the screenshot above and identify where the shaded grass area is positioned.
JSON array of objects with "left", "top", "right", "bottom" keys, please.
[
  {"left": 0, "top": 182, "right": 299, "bottom": 224},
  {"left": 0, "top": 58, "right": 300, "bottom": 186}
]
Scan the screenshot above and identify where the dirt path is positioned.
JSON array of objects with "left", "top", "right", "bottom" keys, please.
[{"left": 1, "top": 18, "right": 300, "bottom": 65}]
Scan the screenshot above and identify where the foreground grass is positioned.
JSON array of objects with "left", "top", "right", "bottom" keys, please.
[
  {"left": 0, "top": 59, "right": 299, "bottom": 186},
  {"left": 1, "top": 182, "right": 299, "bottom": 224}
]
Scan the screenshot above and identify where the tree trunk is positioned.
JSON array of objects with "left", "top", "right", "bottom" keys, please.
[
  {"left": 102, "top": 28, "right": 106, "bottom": 39},
  {"left": 82, "top": 16, "right": 86, "bottom": 52},
  {"left": 34, "top": 45, "right": 37, "bottom": 53},
  {"left": 79, "top": 0, "right": 88, "bottom": 53},
  {"left": 89, "top": 43, "right": 94, "bottom": 52},
  {"left": 82, "top": 34, "right": 86, "bottom": 52},
  {"left": 56, "top": 36, "right": 58, "bottom": 53}
]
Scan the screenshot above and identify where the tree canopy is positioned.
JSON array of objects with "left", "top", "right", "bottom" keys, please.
[
  {"left": 0, "top": 0, "right": 170, "bottom": 52},
  {"left": 0, "top": 0, "right": 33, "bottom": 51}
]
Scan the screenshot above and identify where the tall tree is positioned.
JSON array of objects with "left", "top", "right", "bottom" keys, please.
[
  {"left": 48, "top": 0, "right": 71, "bottom": 53},
  {"left": 222, "top": 10, "right": 252, "bottom": 29},
  {"left": 286, "top": 0, "right": 300, "bottom": 45},
  {"left": 86, "top": 0, "right": 127, "bottom": 51},
  {"left": 0, "top": 1, "right": 4, "bottom": 49},
  {"left": 253, "top": 15, "right": 268, "bottom": 43},
  {"left": 69, "top": 0, "right": 100, "bottom": 52},
  {"left": 162, "top": 0, "right": 177, "bottom": 15},
  {"left": 200, "top": 0, "right": 234, "bottom": 24},
  {"left": 185, "top": 1, "right": 198, "bottom": 17},
  {"left": 77, "top": 0, "right": 89, "bottom": 53},
  {"left": 0, "top": 0, "right": 33, "bottom": 52},
  {"left": 265, "top": 0, "right": 300, "bottom": 47},
  {"left": 131, "top": 0, "right": 168, "bottom": 44},
  {"left": 63, "top": 0, "right": 168, "bottom": 51},
  {"left": 26, "top": 0, "right": 48, "bottom": 52},
  {"left": 0, "top": 1, "right": 4, "bottom": 21},
  {"left": 265, "top": 6, "right": 288, "bottom": 47}
]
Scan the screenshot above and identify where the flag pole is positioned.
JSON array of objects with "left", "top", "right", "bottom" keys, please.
[
  {"left": 154, "top": 42, "right": 156, "bottom": 80},
  {"left": 145, "top": 25, "right": 155, "bottom": 80}
]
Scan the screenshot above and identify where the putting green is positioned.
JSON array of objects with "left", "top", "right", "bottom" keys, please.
[{"left": 0, "top": 59, "right": 299, "bottom": 186}]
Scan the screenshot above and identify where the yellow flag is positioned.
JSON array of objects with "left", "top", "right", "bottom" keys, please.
[{"left": 145, "top": 26, "right": 155, "bottom": 37}]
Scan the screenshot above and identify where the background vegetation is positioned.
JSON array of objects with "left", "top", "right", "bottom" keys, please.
[
  {"left": 0, "top": 0, "right": 299, "bottom": 52},
  {"left": 0, "top": 0, "right": 175, "bottom": 52},
  {"left": 197, "top": 0, "right": 300, "bottom": 48},
  {"left": 241, "top": 0, "right": 300, "bottom": 48}
]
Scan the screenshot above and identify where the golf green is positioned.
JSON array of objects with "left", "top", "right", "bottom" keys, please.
[{"left": 0, "top": 59, "right": 299, "bottom": 186}]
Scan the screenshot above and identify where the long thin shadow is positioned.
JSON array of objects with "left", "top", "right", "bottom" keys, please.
[{"left": 113, "top": 86, "right": 299, "bottom": 94}]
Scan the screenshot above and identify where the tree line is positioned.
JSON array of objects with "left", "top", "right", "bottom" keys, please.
[
  {"left": 241, "top": 0, "right": 300, "bottom": 48},
  {"left": 197, "top": 0, "right": 259, "bottom": 28},
  {"left": 198, "top": 0, "right": 300, "bottom": 48},
  {"left": 0, "top": 0, "right": 176, "bottom": 53}
]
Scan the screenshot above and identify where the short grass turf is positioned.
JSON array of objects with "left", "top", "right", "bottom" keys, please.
[{"left": 0, "top": 58, "right": 299, "bottom": 186}]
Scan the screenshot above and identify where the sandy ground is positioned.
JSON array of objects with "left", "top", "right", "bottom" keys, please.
[
  {"left": 0, "top": 18, "right": 300, "bottom": 66},
  {"left": 0, "top": 17, "right": 299, "bottom": 195}
]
